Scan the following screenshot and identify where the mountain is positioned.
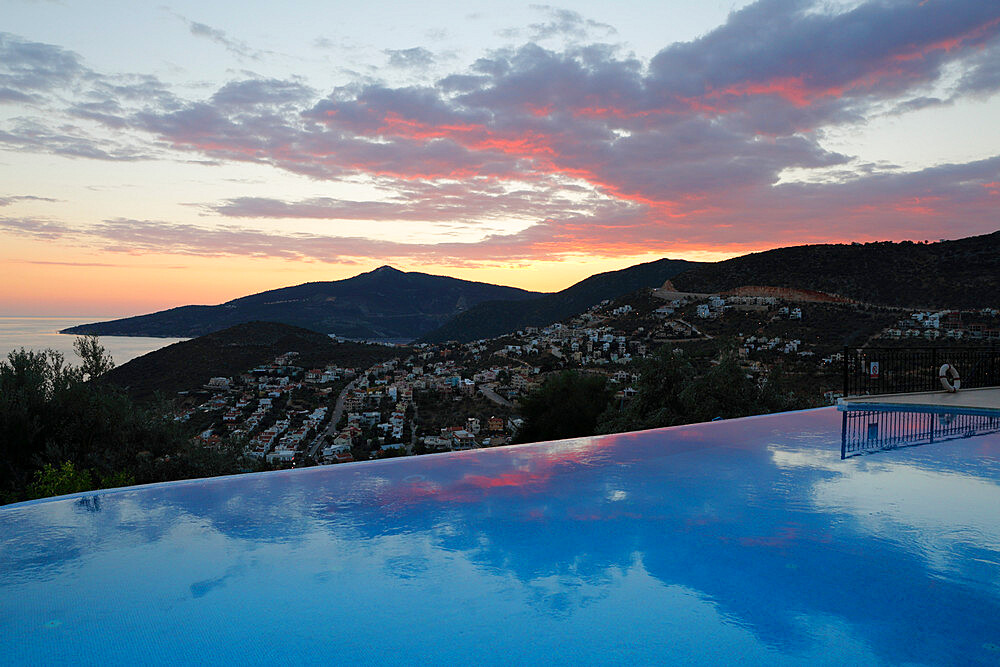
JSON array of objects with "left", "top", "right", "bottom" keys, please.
[
  {"left": 669, "top": 232, "right": 1000, "bottom": 309},
  {"left": 63, "top": 266, "right": 542, "bottom": 340},
  {"left": 419, "top": 258, "right": 702, "bottom": 342},
  {"left": 100, "top": 321, "right": 404, "bottom": 401}
]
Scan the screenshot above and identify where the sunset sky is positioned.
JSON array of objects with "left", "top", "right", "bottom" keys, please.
[{"left": 3, "top": 0, "right": 999, "bottom": 316}]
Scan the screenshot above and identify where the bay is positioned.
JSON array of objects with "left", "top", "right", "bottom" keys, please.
[{"left": 0, "top": 317, "right": 187, "bottom": 367}]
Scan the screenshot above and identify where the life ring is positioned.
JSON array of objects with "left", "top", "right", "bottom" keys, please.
[{"left": 939, "top": 363, "right": 961, "bottom": 392}]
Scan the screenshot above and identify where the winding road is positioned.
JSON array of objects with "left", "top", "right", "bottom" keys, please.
[{"left": 307, "top": 379, "right": 357, "bottom": 460}]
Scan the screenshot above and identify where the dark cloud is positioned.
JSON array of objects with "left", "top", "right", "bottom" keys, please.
[
  {"left": 645, "top": 0, "right": 1000, "bottom": 133},
  {"left": 385, "top": 47, "right": 435, "bottom": 69},
  {"left": 955, "top": 42, "right": 1000, "bottom": 97}
]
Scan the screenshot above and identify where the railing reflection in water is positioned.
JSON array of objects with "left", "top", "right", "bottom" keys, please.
[{"left": 841, "top": 408, "right": 1000, "bottom": 459}]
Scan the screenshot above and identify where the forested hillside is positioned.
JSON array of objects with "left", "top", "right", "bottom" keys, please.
[{"left": 670, "top": 232, "right": 1000, "bottom": 308}]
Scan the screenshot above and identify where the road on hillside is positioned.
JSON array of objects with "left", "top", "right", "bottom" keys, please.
[
  {"left": 494, "top": 351, "right": 534, "bottom": 370},
  {"left": 307, "top": 379, "right": 356, "bottom": 460},
  {"left": 675, "top": 318, "right": 712, "bottom": 339},
  {"left": 480, "top": 384, "right": 514, "bottom": 408}
]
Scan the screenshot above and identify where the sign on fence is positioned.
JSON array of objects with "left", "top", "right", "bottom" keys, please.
[{"left": 844, "top": 344, "right": 998, "bottom": 397}]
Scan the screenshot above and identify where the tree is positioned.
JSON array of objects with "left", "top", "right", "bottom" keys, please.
[
  {"left": 0, "top": 341, "right": 239, "bottom": 504},
  {"left": 678, "top": 354, "right": 760, "bottom": 422},
  {"left": 26, "top": 462, "right": 94, "bottom": 499},
  {"left": 597, "top": 347, "right": 692, "bottom": 433},
  {"left": 514, "top": 371, "right": 611, "bottom": 444},
  {"left": 597, "top": 345, "right": 808, "bottom": 434},
  {"left": 74, "top": 335, "right": 115, "bottom": 380}
]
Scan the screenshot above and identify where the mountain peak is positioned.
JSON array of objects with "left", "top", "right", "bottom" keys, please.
[{"left": 369, "top": 265, "right": 402, "bottom": 275}]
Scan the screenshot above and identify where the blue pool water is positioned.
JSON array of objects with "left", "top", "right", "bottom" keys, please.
[{"left": 3, "top": 407, "right": 1000, "bottom": 665}]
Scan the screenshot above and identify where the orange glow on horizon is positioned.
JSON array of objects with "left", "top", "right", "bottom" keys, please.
[
  {"left": 1, "top": 241, "right": 757, "bottom": 317},
  {"left": 3, "top": 230, "right": 975, "bottom": 318}
]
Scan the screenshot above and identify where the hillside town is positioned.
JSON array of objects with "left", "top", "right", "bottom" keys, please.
[{"left": 173, "top": 287, "right": 1000, "bottom": 468}]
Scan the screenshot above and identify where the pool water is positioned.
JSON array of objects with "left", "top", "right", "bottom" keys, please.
[{"left": 2, "top": 407, "right": 1000, "bottom": 665}]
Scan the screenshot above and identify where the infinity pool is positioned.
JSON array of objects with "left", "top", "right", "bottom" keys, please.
[{"left": 3, "top": 407, "right": 1000, "bottom": 665}]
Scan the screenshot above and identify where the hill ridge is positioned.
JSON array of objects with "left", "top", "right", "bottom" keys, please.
[
  {"left": 63, "top": 267, "right": 543, "bottom": 340},
  {"left": 669, "top": 232, "right": 1000, "bottom": 310},
  {"left": 100, "top": 321, "right": 403, "bottom": 401},
  {"left": 420, "top": 257, "right": 702, "bottom": 343}
]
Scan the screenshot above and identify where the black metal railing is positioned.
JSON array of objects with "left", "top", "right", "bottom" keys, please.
[
  {"left": 841, "top": 408, "right": 1000, "bottom": 458},
  {"left": 842, "top": 343, "right": 999, "bottom": 396}
]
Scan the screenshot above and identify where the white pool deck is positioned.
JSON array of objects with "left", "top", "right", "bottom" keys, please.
[{"left": 839, "top": 386, "right": 1000, "bottom": 412}]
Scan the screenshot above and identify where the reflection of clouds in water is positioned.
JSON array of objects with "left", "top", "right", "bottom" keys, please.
[
  {"left": 4, "top": 408, "right": 1000, "bottom": 664},
  {"left": 190, "top": 564, "right": 245, "bottom": 598},
  {"left": 815, "top": 465, "right": 1000, "bottom": 586},
  {"left": 769, "top": 442, "right": 1000, "bottom": 587}
]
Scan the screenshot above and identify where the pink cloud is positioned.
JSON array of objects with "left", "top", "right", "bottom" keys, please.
[{"left": 3, "top": 1, "right": 1000, "bottom": 265}]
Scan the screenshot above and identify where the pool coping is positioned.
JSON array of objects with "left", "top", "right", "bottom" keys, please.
[{"left": 838, "top": 386, "right": 1000, "bottom": 414}]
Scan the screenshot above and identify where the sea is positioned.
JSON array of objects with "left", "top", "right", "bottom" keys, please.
[{"left": 0, "top": 317, "right": 188, "bottom": 367}]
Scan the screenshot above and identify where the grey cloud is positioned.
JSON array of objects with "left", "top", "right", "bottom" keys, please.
[
  {"left": 0, "top": 32, "right": 87, "bottom": 93},
  {"left": 0, "top": 87, "right": 35, "bottom": 103},
  {"left": 648, "top": 0, "right": 1000, "bottom": 107},
  {"left": 52, "top": 215, "right": 629, "bottom": 265},
  {"left": 886, "top": 97, "right": 950, "bottom": 115},
  {"left": 208, "top": 177, "right": 608, "bottom": 223},
  {"left": 453, "top": 43, "right": 644, "bottom": 115},
  {"left": 69, "top": 100, "right": 130, "bottom": 129},
  {"left": 386, "top": 47, "right": 435, "bottom": 69},
  {"left": 0, "top": 195, "right": 58, "bottom": 206},
  {"left": 0, "top": 121, "right": 148, "bottom": 161},
  {"left": 187, "top": 20, "right": 262, "bottom": 60},
  {"left": 437, "top": 74, "right": 488, "bottom": 93},
  {"left": 0, "top": 216, "right": 72, "bottom": 240},
  {"left": 211, "top": 78, "right": 315, "bottom": 107},
  {"left": 954, "top": 39, "right": 1000, "bottom": 97},
  {"left": 91, "top": 74, "right": 179, "bottom": 107},
  {"left": 525, "top": 5, "right": 617, "bottom": 41}
]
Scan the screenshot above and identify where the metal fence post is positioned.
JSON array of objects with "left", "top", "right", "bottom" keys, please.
[
  {"left": 931, "top": 347, "right": 938, "bottom": 392},
  {"left": 843, "top": 345, "right": 849, "bottom": 396},
  {"left": 992, "top": 340, "right": 997, "bottom": 387}
]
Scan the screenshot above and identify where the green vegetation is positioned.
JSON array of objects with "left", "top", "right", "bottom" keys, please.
[
  {"left": 671, "top": 232, "right": 1000, "bottom": 309},
  {"left": 597, "top": 348, "right": 803, "bottom": 433},
  {"left": 415, "top": 389, "right": 514, "bottom": 436},
  {"left": 514, "top": 371, "right": 612, "bottom": 443},
  {"left": 514, "top": 346, "right": 807, "bottom": 443},
  {"left": 0, "top": 341, "right": 264, "bottom": 505}
]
